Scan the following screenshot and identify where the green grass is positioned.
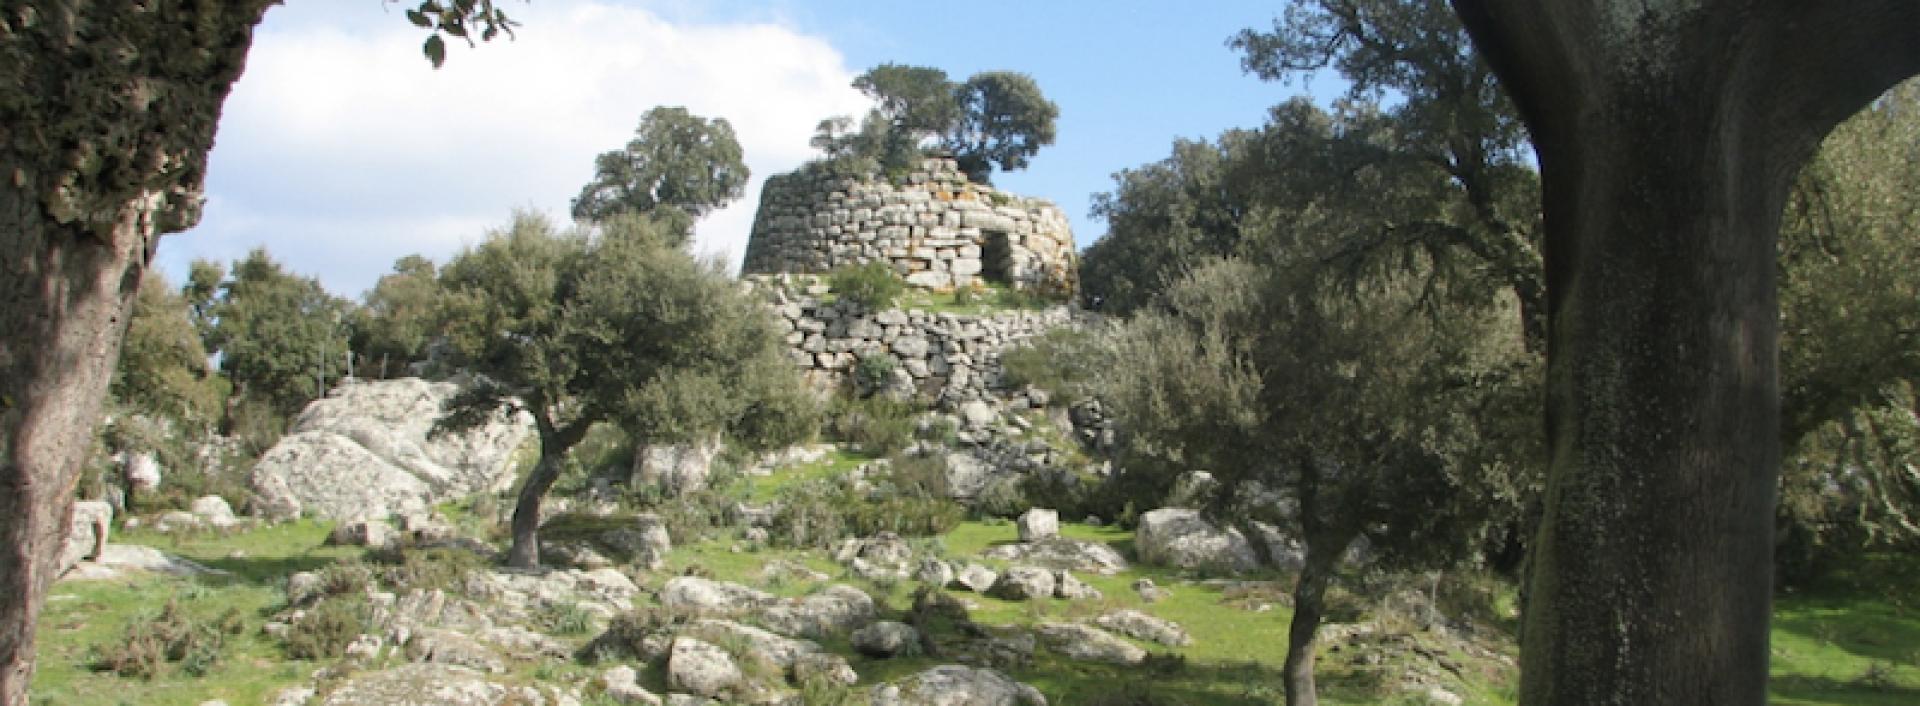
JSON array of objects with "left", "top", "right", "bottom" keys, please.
[
  {"left": 1770, "top": 555, "right": 1920, "bottom": 705},
  {"left": 33, "top": 518, "right": 359, "bottom": 706},
  {"left": 730, "top": 448, "right": 877, "bottom": 504}
]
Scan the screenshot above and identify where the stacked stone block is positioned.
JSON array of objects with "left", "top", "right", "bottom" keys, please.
[
  {"left": 751, "top": 276, "right": 1074, "bottom": 401},
  {"left": 743, "top": 158, "right": 1076, "bottom": 295}
]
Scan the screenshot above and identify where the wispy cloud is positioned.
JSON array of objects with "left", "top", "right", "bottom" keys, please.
[{"left": 167, "top": 2, "right": 870, "bottom": 297}]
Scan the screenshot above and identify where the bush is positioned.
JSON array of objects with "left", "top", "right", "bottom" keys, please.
[
  {"left": 827, "top": 396, "right": 917, "bottom": 457},
  {"left": 90, "top": 598, "right": 242, "bottom": 679},
  {"left": 886, "top": 452, "right": 951, "bottom": 500},
  {"left": 829, "top": 262, "right": 904, "bottom": 310},
  {"left": 1000, "top": 327, "right": 1109, "bottom": 403},
  {"left": 852, "top": 353, "right": 899, "bottom": 396},
  {"left": 536, "top": 601, "right": 597, "bottom": 636},
  {"left": 367, "top": 545, "right": 489, "bottom": 593},
  {"left": 771, "top": 480, "right": 964, "bottom": 549},
  {"left": 283, "top": 595, "right": 373, "bottom": 660}
]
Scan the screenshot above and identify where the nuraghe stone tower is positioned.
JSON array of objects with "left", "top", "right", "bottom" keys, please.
[{"left": 742, "top": 158, "right": 1076, "bottom": 295}]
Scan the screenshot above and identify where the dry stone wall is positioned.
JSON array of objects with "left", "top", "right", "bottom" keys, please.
[
  {"left": 743, "top": 158, "right": 1076, "bottom": 295},
  {"left": 751, "top": 276, "right": 1074, "bottom": 401}
]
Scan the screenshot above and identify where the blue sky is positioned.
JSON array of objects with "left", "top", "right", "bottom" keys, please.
[{"left": 164, "top": 1, "right": 1328, "bottom": 298}]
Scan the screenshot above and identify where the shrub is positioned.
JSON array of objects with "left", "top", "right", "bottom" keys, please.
[
  {"left": 886, "top": 453, "right": 951, "bottom": 499},
  {"left": 536, "top": 601, "right": 597, "bottom": 636},
  {"left": 852, "top": 353, "right": 899, "bottom": 396},
  {"left": 827, "top": 396, "right": 917, "bottom": 457},
  {"left": 283, "top": 595, "right": 373, "bottom": 660},
  {"left": 1000, "top": 327, "right": 1109, "bottom": 403},
  {"left": 577, "top": 606, "right": 684, "bottom": 664},
  {"left": 771, "top": 480, "right": 963, "bottom": 549},
  {"left": 829, "top": 262, "right": 904, "bottom": 310},
  {"left": 368, "top": 545, "right": 489, "bottom": 593},
  {"left": 90, "top": 598, "right": 242, "bottom": 679}
]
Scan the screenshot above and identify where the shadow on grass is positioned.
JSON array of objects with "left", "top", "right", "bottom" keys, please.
[
  {"left": 1771, "top": 673, "right": 1920, "bottom": 706},
  {"left": 1774, "top": 606, "right": 1920, "bottom": 665}
]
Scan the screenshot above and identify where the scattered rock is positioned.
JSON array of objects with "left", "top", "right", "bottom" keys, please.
[
  {"left": 57, "top": 500, "right": 112, "bottom": 576},
  {"left": 405, "top": 627, "right": 506, "bottom": 673},
  {"left": 1133, "top": 578, "right": 1172, "bottom": 603},
  {"left": 870, "top": 664, "right": 1048, "bottom": 706},
  {"left": 836, "top": 532, "right": 915, "bottom": 581},
  {"left": 759, "top": 584, "right": 876, "bottom": 639},
  {"left": 916, "top": 558, "right": 956, "bottom": 587},
  {"left": 759, "top": 559, "right": 829, "bottom": 584},
  {"left": 189, "top": 495, "right": 238, "bottom": 528},
  {"left": 1053, "top": 571, "right": 1101, "bottom": 600},
  {"left": 331, "top": 518, "right": 396, "bottom": 548},
  {"left": 958, "top": 401, "right": 998, "bottom": 430},
  {"left": 980, "top": 538, "right": 1128, "bottom": 575},
  {"left": 319, "top": 663, "right": 556, "bottom": 705},
  {"left": 1015, "top": 509, "right": 1058, "bottom": 542},
  {"left": 631, "top": 435, "right": 725, "bottom": 496},
  {"left": 1035, "top": 622, "right": 1146, "bottom": 665},
  {"left": 852, "top": 620, "right": 922, "bottom": 658},
  {"left": 988, "top": 566, "right": 1055, "bottom": 601},
  {"left": 268, "top": 686, "right": 316, "bottom": 706},
  {"left": 601, "top": 665, "right": 663, "bottom": 705},
  {"left": 658, "top": 576, "right": 775, "bottom": 617},
  {"left": 1134, "top": 508, "right": 1259, "bottom": 573},
  {"left": 125, "top": 452, "right": 162, "bottom": 495},
  {"left": 59, "top": 544, "right": 224, "bottom": 581},
  {"left": 1095, "top": 610, "right": 1192, "bottom": 647},
  {"left": 667, "top": 637, "right": 742, "bottom": 699},
  {"left": 953, "top": 564, "right": 999, "bottom": 594}
]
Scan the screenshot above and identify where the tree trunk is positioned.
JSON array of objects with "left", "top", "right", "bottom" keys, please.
[
  {"left": 1, "top": 4, "right": 273, "bottom": 701},
  {"left": 506, "top": 446, "right": 564, "bottom": 570},
  {"left": 1448, "top": 2, "right": 1920, "bottom": 703},
  {"left": 506, "top": 413, "right": 590, "bottom": 569},
  {"left": 1281, "top": 535, "right": 1347, "bottom": 706}
]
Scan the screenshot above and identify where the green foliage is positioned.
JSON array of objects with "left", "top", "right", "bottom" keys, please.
[
  {"left": 944, "top": 72, "right": 1060, "bottom": 184},
  {"left": 1079, "top": 134, "right": 1257, "bottom": 316},
  {"left": 852, "top": 353, "right": 898, "bottom": 396},
  {"left": 825, "top": 395, "right": 917, "bottom": 457},
  {"left": 396, "top": 0, "right": 521, "bottom": 68},
  {"left": 89, "top": 597, "right": 242, "bottom": 680},
  {"left": 435, "top": 210, "right": 811, "bottom": 564},
  {"left": 367, "top": 545, "right": 491, "bottom": 593},
  {"left": 770, "top": 479, "right": 964, "bottom": 549},
  {"left": 572, "top": 106, "right": 750, "bottom": 228},
  {"left": 197, "top": 249, "right": 354, "bottom": 419},
  {"left": 817, "top": 63, "right": 1058, "bottom": 182},
  {"left": 1000, "top": 327, "right": 1112, "bottom": 404},
  {"left": 350, "top": 254, "right": 442, "bottom": 379},
  {"left": 281, "top": 596, "right": 372, "bottom": 661},
  {"left": 828, "top": 262, "right": 904, "bottom": 310},
  {"left": 535, "top": 601, "right": 597, "bottom": 636},
  {"left": 114, "top": 273, "right": 223, "bottom": 431}
]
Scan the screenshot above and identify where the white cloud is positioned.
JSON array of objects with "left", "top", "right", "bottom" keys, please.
[{"left": 165, "top": 2, "right": 870, "bottom": 297}]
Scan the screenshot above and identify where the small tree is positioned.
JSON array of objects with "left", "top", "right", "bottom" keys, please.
[
  {"left": 571, "top": 106, "right": 750, "bottom": 231},
  {"left": 1101, "top": 257, "right": 1537, "bottom": 706},
  {"left": 351, "top": 254, "right": 444, "bottom": 379},
  {"left": 821, "top": 64, "right": 1058, "bottom": 181},
  {"left": 943, "top": 72, "right": 1059, "bottom": 184},
  {"left": 199, "top": 249, "right": 354, "bottom": 420},
  {"left": 435, "top": 212, "right": 812, "bottom": 568}
]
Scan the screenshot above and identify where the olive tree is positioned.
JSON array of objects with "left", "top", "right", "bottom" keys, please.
[
  {"left": 1102, "top": 254, "right": 1536, "bottom": 706},
  {"left": 435, "top": 212, "right": 812, "bottom": 569}
]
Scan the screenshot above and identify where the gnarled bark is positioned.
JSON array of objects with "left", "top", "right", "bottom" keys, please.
[
  {"left": 1448, "top": 2, "right": 1920, "bottom": 703},
  {"left": 0, "top": 3, "right": 273, "bottom": 701}
]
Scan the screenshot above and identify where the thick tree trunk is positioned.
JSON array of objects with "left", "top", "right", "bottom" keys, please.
[
  {"left": 1448, "top": 2, "right": 1920, "bottom": 703},
  {"left": 1280, "top": 537, "right": 1346, "bottom": 706},
  {"left": 1, "top": 4, "right": 273, "bottom": 702}
]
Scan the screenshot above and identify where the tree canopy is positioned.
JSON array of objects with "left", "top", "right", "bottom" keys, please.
[
  {"left": 435, "top": 212, "right": 814, "bottom": 568},
  {"left": 817, "top": 63, "right": 1059, "bottom": 183},
  {"left": 571, "top": 106, "right": 749, "bottom": 230}
]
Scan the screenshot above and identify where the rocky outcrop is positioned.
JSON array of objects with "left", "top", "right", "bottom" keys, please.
[
  {"left": 1095, "top": 610, "right": 1192, "bottom": 647},
  {"left": 1034, "top": 622, "right": 1145, "bottom": 665},
  {"left": 667, "top": 637, "right": 742, "bottom": 700},
  {"left": 631, "top": 436, "right": 724, "bottom": 496},
  {"left": 318, "top": 663, "right": 571, "bottom": 705},
  {"left": 250, "top": 378, "right": 531, "bottom": 521},
  {"left": 980, "top": 538, "right": 1128, "bottom": 575},
  {"left": 870, "top": 665, "right": 1048, "bottom": 706},
  {"left": 57, "top": 500, "right": 112, "bottom": 576},
  {"left": 852, "top": 620, "right": 922, "bottom": 658},
  {"left": 1134, "top": 508, "right": 1260, "bottom": 574}
]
